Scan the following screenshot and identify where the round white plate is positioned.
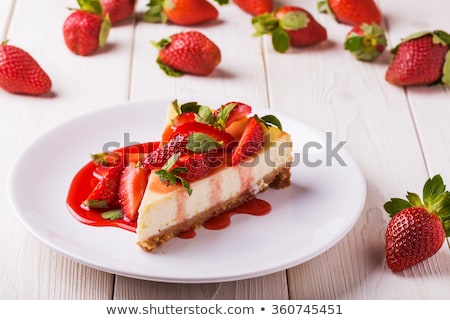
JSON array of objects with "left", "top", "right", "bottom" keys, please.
[{"left": 8, "top": 100, "right": 366, "bottom": 283}]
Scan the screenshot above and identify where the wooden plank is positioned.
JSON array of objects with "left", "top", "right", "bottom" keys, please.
[
  {"left": 113, "top": 2, "right": 289, "bottom": 300},
  {"left": 0, "top": 0, "right": 137, "bottom": 298},
  {"left": 0, "top": 0, "right": 14, "bottom": 40},
  {"left": 263, "top": 0, "right": 450, "bottom": 299}
]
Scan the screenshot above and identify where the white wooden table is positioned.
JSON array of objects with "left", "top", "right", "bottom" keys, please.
[{"left": 1, "top": 0, "right": 450, "bottom": 299}]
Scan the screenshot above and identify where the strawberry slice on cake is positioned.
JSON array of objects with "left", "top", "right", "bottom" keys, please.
[{"left": 136, "top": 100, "right": 293, "bottom": 251}]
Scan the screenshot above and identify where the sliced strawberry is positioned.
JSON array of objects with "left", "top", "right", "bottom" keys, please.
[
  {"left": 142, "top": 134, "right": 189, "bottom": 169},
  {"left": 177, "top": 153, "right": 211, "bottom": 182},
  {"left": 84, "top": 160, "right": 123, "bottom": 209},
  {"left": 231, "top": 117, "right": 265, "bottom": 165},
  {"left": 118, "top": 164, "right": 149, "bottom": 222},
  {"left": 172, "top": 112, "right": 197, "bottom": 127},
  {"left": 214, "top": 102, "right": 252, "bottom": 128},
  {"left": 169, "top": 121, "right": 236, "bottom": 147}
]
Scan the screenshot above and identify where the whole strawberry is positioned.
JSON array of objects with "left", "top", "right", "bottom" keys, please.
[
  {"left": 0, "top": 41, "right": 52, "bottom": 95},
  {"left": 318, "top": 0, "right": 382, "bottom": 26},
  {"left": 144, "top": 0, "right": 227, "bottom": 26},
  {"left": 153, "top": 31, "right": 221, "bottom": 76},
  {"left": 384, "top": 174, "right": 450, "bottom": 272},
  {"left": 344, "top": 23, "right": 387, "bottom": 61},
  {"left": 252, "top": 6, "right": 327, "bottom": 53},
  {"left": 63, "top": 0, "right": 111, "bottom": 56},
  {"left": 386, "top": 30, "right": 450, "bottom": 86},
  {"left": 233, "top": 0, "right": 273, "bottom": 16},
  {"left": 100, "top": 0, "right": 136, "bottom": 24}
]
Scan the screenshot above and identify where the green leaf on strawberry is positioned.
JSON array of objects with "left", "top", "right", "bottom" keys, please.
[
  {"left": 256, "top": 114, "right": 283, "bottom": 130},
  {"left": 78, "top": 0, "right": 103, "bottom": 14},
  {"left": 384, "top": 174, "right": 450, "bottom": 221}
]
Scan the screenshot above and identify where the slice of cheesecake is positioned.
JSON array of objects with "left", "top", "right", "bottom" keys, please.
[{"left": 136, "top": 100, "right": 293, "bottom": 251}]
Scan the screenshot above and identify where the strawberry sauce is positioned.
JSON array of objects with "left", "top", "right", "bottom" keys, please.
[{"left": 66, "top": 142, "right": 272, "bottom": 238}]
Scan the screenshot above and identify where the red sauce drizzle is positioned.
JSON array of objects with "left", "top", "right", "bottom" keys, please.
[{"left": 66, "top": 141, "right": 272, "bottom": 239}]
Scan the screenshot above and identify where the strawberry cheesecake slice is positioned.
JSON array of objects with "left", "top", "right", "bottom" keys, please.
[{"left": 136, "top": 100, "right": 293, "bottom": 251}]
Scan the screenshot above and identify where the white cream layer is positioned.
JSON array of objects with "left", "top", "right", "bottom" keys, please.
[{"left": 136, "top": 134, "right": 292, "bottom": 244}]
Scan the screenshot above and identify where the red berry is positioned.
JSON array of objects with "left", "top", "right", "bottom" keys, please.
[
  {"left": 0, "top": 42, "right": 51, "bottom": 95},
  {"left": 118, "top": 164, "right": 148, "bottom": 222},
  {"left": 319, "top": 0, "right": 382, "bottom": 26},
  {"left": 154, "top": 31, "right": 221, "bottom": 76},
  {"left": 232, "top": 117, "right": 265, "bottom": 165},
  {"left": 344, "top": 23, "right": 387, "bottom": 61},
  {"left": 385, "top": 31, "right": 450, "bottom": 86},
  {"left": 386, "top": 207, "right": 445, "bottom": 272},
  {"left": 384, "top": 174, "right": 450, "bottom": 272},
  {"left": 63, "top": 3, "right": 111, "bottom": 56},
  {"left": 144, "top": 0, "right": 218, "bottom": 26},
  {"left": 100, "top": 0, "right": 136, "bottom": 24},
  {"left": 233, "top": 0, "right": 273, "bottom": 16}
]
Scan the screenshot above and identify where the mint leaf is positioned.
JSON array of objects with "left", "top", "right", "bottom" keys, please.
[
  {"left": 384, "top": 198, "right": 412, "bottom": 217},
  {"left": 259, "top": 114, "right": 283, "bottom": 130},
  {"left": 215, "top": 103, "right": 236, "bottom": 129},
  {"left": 101, "top": 209, "right": 123, "bottom": 221},
  {"left": 186, "top": 133, "right": 222, "bottom": 153},
  {"left": 195, "top": 105, "right": 215, "bottom": 125},
  {"left": 180, "top": 101, "right": 201, "bottom": 114}
]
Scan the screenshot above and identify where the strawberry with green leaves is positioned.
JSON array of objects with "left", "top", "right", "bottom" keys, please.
[
  {"left": 144, "top": 0, "right": 228, "bottom": 26},
  {"left": 0, "top": 41, "right": 52, "bottom": 95},
  {"left": 100, "top": 0, "right": 136, "bottom": 24},
  {"left": 385, "top": 30, "right": 450, "bottom": 86},
  {"left": 318, "top": 0, "right": 382, "bottom": 26},
  {"left": 384, "top": 174, "right": 450, "bottom": 272},
  {"left": 344, "top": 23, "right": 387, "bottom": 61},
  {"left": 252, "top": 6, "right": 327, "bottom": 53},
  {"left": 153, "top": 31, "right": 221, "bottom": 76},
  {"left": 63, "top": 0, "right": 111, "bottom": 56},
  {"left": 233, "top": 0, "right": 273, "bottom": 16}
]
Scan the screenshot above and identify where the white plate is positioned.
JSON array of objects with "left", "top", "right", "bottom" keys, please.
[{"left": 8, "top": 100, "right": 366, "bottom": 283}]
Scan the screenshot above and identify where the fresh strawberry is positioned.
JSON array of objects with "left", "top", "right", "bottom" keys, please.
[
  {"left": 118, "top": 164, "right": 149, "bottom": 222},
  {"left": 231, "top": 116, "right": 264, "bottom": 165},
  {"left": 318, "top": 0, "right": 382, "bottom": 26},
  {"left": 0, "top": 41, "right": 52, "bottom": 95},
  {"left": 344, "top": 23, "right": 387, "bottom": 61},
  {"left": 63, "top": 0, "right": 111, "bottom": 56},
  {"left": 214, "top": 102, "right": 252, "bottom": 128},
  {"left": 153, "top": 31, "right": 221, "bottom": 76},
  {"left": 385, "top": 30, "right": 450, "bottom": 86},
  {"left": 100, "top": 0, "right": 136, "bottom": 24},
  {"left": 252, "top": 6, "right": 327, "bottom": 53},
  {"left": 172, "top": 112, "right": 197, "bottom": 127},
  {"left": 233, "top": 0, "right": 273, "bottom": 16},
  {"left": 84, "top": 158, "right": 123, "bottom": 209},
  {"left": 169, "top": 121, "right": 236, "bottom": 148},
  {"left": 384, "top": 174, "right": 450, "bottom": 272},
  {"left": 144, "top": 0, "right": 225, "bottom": 26}
]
